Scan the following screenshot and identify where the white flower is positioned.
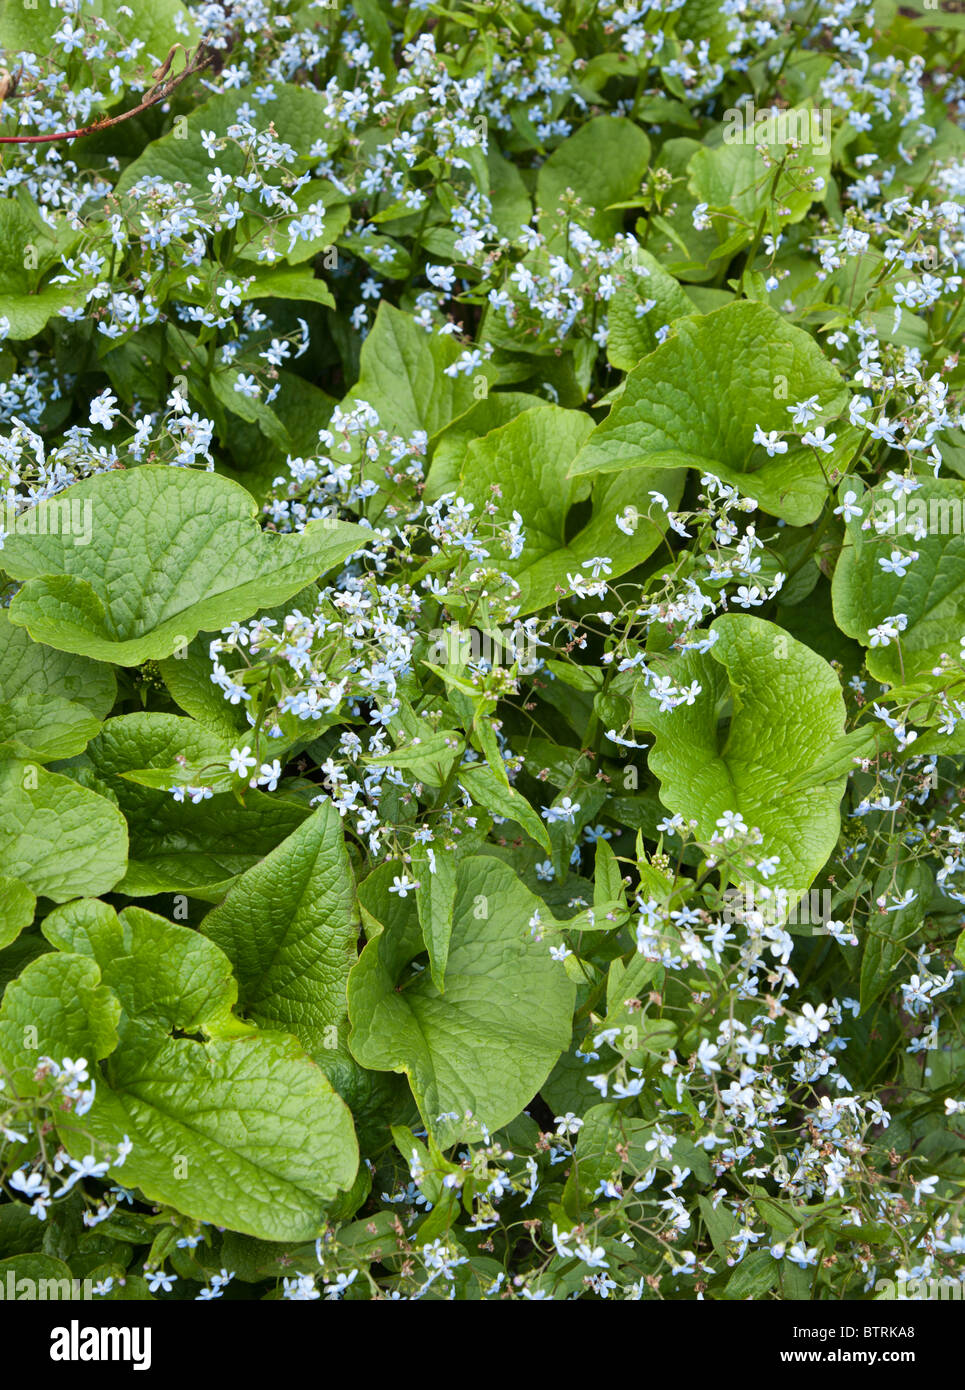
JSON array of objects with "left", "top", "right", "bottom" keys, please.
[
  {"left": 878, "top": 549, "right": 918, "bottom": 577},
  {"left": 715, "top": 809, "right": 748, "bottom": 839},
  {"left": 389, "top": 875, "right": 418, "bottom": 897},
  {"left": 254, "top": 759, "right": 281, "bottom": 791},
  {"left": 228, "top": 745, "right": 257, "bottom": 777},
  {"left": 89, "top": 390, "right": 120, "bottom": 430},
  {"left": 787, "top": 396, "right": 820, "bottom": 426},
  {"left": 753, "top": 424, "right": 787, "bottom": 457},
  {"left": 833, "top": 490, "right": 863, "bottom": 522},
  {"left": 802, "top": 425, "right": 836, "bottom": 453},
  {"left": 146, "top": 1269, "right": 178, "bottom": 1293},
  {"left": 217, "top": 279, "right": 243, "bottom": 310}
]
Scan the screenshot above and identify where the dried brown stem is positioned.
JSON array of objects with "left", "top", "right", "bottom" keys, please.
[{"left": 0, "top": 39, "right": 220, "bottom": 145}]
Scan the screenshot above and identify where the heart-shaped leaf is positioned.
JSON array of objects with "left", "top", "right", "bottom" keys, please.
[
  {"left": 4, "top": 467, "right": 367, "bottom": 665},
  {"left": 570, "top": 301, "right": 848, "bottom": 524}
]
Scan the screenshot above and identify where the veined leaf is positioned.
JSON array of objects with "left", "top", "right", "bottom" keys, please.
[
  {"left": 348, "top": 857, "right": 574, "bottom": 1145},
  {"left": 4, "top": 468, "right": 367, "bottom": 665},
  {"left": 832, "top": 478, "right": 965, "bottom": 683},
  {"left": 202, "top": 805, "right": 358, "bottom": 1054},
  {"left": 632, "top": 614, "right": 851, "bottom": 892},
  {"left": 0, "top": 760, "right": 128, "bottom": 903},
  {"left": 570, "top": 301, "right": 847, "bottom": 524}
]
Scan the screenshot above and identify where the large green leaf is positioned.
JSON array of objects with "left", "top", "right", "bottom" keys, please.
[
  {"left": 202, "top": 805, "right": 358, "bottom": 1054},
  {"left": 115, "top": 85, "right": 329, "bottom": 205},
  {"left": 3, "top": 467, "right": 366, "bottom": 665},
  {"left": 89, "top": 1019, "right": 358, "bottom": 1241},
  {"left": 631, "top": 614, "right": 851, "bottom": 892},
  {"left": 688, "top": 108, "right": 832, "bottom": 241},
  {"left": 344, "top": 302, "right": 495, "bottom": 442},
  {"left": 0, "top": 909, "right": 359, "bottom": 1241},
  {"left": 348, "top": 858, "right": 575, "bottom": 1146},
  {"left": 0, "top": 693, "right": 101, "bottom": 762},
  {"left": 425, "top": 391, "right": 550, "bottom": 500},
  {"left": 0, "top": 875, "right": 36, "bottom": 950},
  {"left": 454, "top": 404, "right": 684, "bottom": 612},
  {"left": 0, "top": 954, "right": 121, "bottom": 1086},
  {"left": 82, "top": 713, "right": 309, "bottom": 899},
  {"left": 570, "top": 301, "right": 848, "bottom": 524},
  {"left": 43, "top": 899, "right": 240, "bottom": 1036},
  {"left": 832, "top": 477, "right": 965, "bottom": 682},
  {"left": 0, "top": 609, "right": 115, "bottom": 715},
  {"left": 0, "top": 761, "right": 127, "bottom": 902},
  {"left": 0, "top": 0, "right": 196, "bottom": 70},
  {"left": 537, "top": 116, "right": 651, "bottom": 245},
  {"left": 0, "top": 597, "right": 114, "bottom": 760},
  {"left": 607, "top": 247, "right": 698, "bottom": 371}
]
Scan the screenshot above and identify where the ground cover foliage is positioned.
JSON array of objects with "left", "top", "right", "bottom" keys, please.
[{"left": 0, "top": 0, "right": 964, "bottom": 1304}]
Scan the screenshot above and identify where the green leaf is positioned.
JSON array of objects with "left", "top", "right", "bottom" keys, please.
[
  {"left": 570, "top": 301, "right": 847, "bottom": 524},
  {"left": 364, "top": 729, "right": 465, "bottom": 784},
  {"left": 0, "top": 761, "right": 127, "bottom": 902},
  {"left": 606, "top": 247, "right": 697, "bottom": 370},
  {"left": 425, "top": 391, "right": 550, "bottom": 500},
  {"left": 241, "top": 268, "right": 335, "bottom": 308},
  {"left": 0, "top": 953, "right": 121, "bottom": 1087},
  {"left": 209, "top": 371, "right": 291, "bottom": 452},
  {"left": 593, "top": 838, "right": 627, "bottom": 912},
  {"left": 632, "top": 614, "right": 850, "bottom": 892},
  {"left": 649, "top": 138, "right": 722, "bottom": 282},
  {"left": 348, "top": 857, "right": 575, "bottom": 1145},
  {"left": 202, "top": 805, "right": 358, "bottom": 1054},
  {"left": 155, "top": 635, "right": 249, "bottom": 742},
  {"left": 343, "top": 302, "right": 495, "bottom": 443},
  {"left": 723, "top": 1249, "right": 780, "bottom": 1299},
  {"left": 487, "top": 148, "right": 532, "bottom": 239},
  {"left": 90, "top": 1019, "right": 359, "bottom": 1241},
  {"left": 860, "top": 861, "right": 930, "bottom": 1012},
  {"left": 0, "top": 922, "right": 358, "bottom": 1242},
  {"left": 0, "top": 0, "right": 196, "bottom": 73},
  {"left": 537, "top": 116, "right": 651, "bottom": 245},
  {"left": 43, "top": 899, "right": 240, "bottom": 1037},
  {"left": 0, "top": 195, "right": 96, "bottom": 339},
  {"left": 0, "top": 875, "right": 36, "bottom": 950},
  {"left": 688, "top": 108, "right": 832, "bottom": 239},
  {"left": 0, "top": 608, "right": 115, "bottom": 716},
  {"left": 455, "top": 404, "right": 684, "bottom": 612},
  {"left": 82, "top": 713, "right": 309, "bottom": 899},
  {"left": 90, "top": 710, "right": 233, "bottom": 795},
  {"left": 783, "top": 723, "right": 885, "bottom": 793},
  {"left": 831, "top": 477, "right": 965, "bottom": 682},
  {"left": 0, "top": 692, "right": 101, "bottom": 762},
  {"left": 115, "top": 85, "right": 329, "bottom": 205},
  {"left": 458, "top": 762, "right": 553, "bottom": 852},
  {"left": 411, "top": 841, "right": 458, "bottom": 994},
  {"left": 0, "top": 1255, "right": 83, "bottom": 1297},
  {"left": 3, "top": 467, "right": 366, "bottom": 665}
]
